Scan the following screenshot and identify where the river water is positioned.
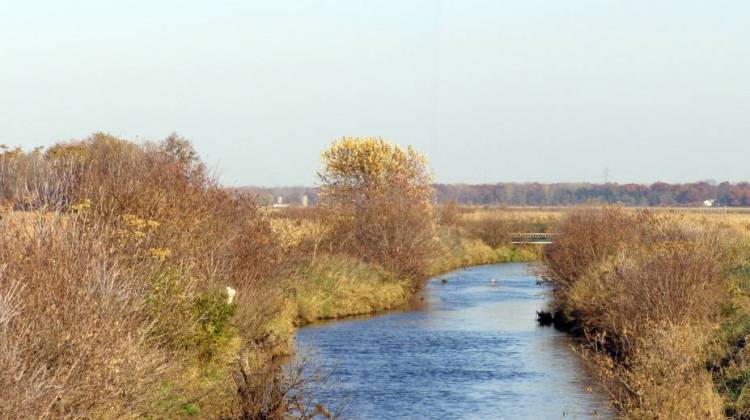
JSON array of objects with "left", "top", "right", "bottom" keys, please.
[{"left": 295, "top": 263, "right": 614, "bottom": 419}]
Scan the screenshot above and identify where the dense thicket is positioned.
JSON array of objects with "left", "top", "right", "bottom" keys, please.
[
  {"left": 541, "top": 207, "right": 744, "bottom": 418},
  {"left": 0, "top": 133, "right": 302, "bottom": 418}
]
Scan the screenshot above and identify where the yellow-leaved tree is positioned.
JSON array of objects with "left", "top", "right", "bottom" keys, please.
[{"left": 318, "top": 137, "right": 437, "bottom": 281}]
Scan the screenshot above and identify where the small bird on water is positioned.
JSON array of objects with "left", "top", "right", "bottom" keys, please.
[{"left": 490, "top": 278, "right": 497, "bottom": 287}]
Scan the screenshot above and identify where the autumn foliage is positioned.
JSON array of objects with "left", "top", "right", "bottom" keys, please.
[
  {"left": 318, "top": 137, "right": 437, "bottom": 280},
  {"left": 435, "top": 181, "right": 750, "bottom": 206}
]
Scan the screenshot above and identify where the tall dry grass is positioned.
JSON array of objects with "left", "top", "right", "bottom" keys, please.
[
  {"left": 0, "top": 213, "right": 175, "bottom": 418},
  {"left": 541, "top": 206, "right": 736, "bottom": 417},
  {"left": 0, "top": 133, "right": 306, "bottom": 418}
]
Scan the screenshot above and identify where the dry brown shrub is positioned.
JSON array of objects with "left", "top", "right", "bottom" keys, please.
[
  {"left": 0, "top": 134, "right": 289, "bottom": 418},
  {"left": 568, "top": 229, "right": 726, "bottom": 359},
  {"left": 230, "top": 352, "right": 343, "bottom": 420},
  {"left": 542, "top": 206, "right": 639, "bottom": 300},
  {"left": 437, "top": 201, "right": 462, "bottom": 227},
  {"left": 542, "top": 206, "right": 732, "bottom": 417},
  {"left": 0, "top": 213, "right": 173, "bottom": 418},
  {"left": 616, "top": 324, "right": 724, "bottom": 419}
]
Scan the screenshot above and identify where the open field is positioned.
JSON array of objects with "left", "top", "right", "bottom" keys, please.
[
  {"left": 454, "top": 205, "right": 750, "bottom": 233},
  {"left": 454, "top": 205, "right": 750, "bottom": 215}
]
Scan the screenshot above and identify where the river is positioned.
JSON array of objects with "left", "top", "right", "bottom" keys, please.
[{"left": 295, "top": 263, "right": 614, "bottom": 419}]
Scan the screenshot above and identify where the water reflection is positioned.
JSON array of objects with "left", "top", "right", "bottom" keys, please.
[{"left": 296, "top": 263, "right": 614, "bottom": 419}]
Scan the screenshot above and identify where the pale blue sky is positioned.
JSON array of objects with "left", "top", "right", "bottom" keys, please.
[{"left": 1, "top": 1, "right": 749, "bottom": 186}]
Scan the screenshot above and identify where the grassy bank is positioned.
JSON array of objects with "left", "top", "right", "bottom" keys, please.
[
  {"left": 287, "top": 227, "right": 544, "bottom": 325},
  {"left": 430, "top": 227, "right": 537, "bottom": 273},
  {"left": 540, "top": 207, "right": 750, "bottom": 418},
  {"left": 291, "top": 254, "right": 410, "bottom": 324},
  {"left": 430, "top": 204, "right": 555, "bottom": 273},
  {"left": 277, "top": 205, "right": 556, "bottom": 328}
]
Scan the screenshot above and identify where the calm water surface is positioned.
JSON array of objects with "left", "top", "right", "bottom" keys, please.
[{"left": 295, "top": 263, "right": 614, "bottom": 419}]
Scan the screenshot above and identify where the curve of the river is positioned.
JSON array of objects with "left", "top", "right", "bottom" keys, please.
[{"left": 295, "top": 263, "right": 614, "bottom": 419}]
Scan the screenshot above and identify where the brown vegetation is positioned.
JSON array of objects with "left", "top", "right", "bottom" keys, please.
[
  {"left": 0, "top": 133, "right": 290, "bottom": 418},
  {"left": 0, "top": 133, "right": 559, "bottom": 418},
  {"left": 318, "top": 137, "right": 438, "bottom": 281},
  {"left": 541, "top": 206, "right": 750, "bottom": 418}
]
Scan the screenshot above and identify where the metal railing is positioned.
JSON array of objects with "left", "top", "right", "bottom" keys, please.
[{"left": 510, "top": 233, "right": 555, "bottom": 244}]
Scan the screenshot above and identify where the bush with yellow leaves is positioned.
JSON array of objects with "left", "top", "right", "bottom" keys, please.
[{"left": 318, "top": 137, "right": 437, "bottom": 281}]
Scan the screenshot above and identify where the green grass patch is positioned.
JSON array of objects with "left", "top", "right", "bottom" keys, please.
[
  {"left": 290, "top": 254, "right": 410, "bottom": 324},
  {"left": 430, "top": 227, "right": 540, "bottom": 274}
]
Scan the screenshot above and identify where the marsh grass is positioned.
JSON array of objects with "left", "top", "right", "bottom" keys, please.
[{"left": 291, "top": 255, "right": 409, "bottom": 324}]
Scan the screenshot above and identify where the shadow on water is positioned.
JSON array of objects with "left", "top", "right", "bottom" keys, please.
[{"left": 295, "top": 263, "right": 615, "bottom": 419}]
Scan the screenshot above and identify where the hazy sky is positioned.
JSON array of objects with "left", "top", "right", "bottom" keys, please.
[{"left": 2, "top": 1, "right": 749, "bottom": 186}]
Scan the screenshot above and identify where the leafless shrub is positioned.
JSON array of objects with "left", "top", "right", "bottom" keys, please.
[
  {"left": 437, "top": 201, "right": 461, "bottom": 227},
  {"left": 231, "top": 351, "right": 344, "bottom": 420},
  {"left": 0, "top": 214, "right": 173, "bottom": 418}
]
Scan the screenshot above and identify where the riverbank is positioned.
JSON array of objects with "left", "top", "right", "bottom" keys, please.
[
  {"left": 222, "top": 225, "right": 544, "bottom": 418},
  {"left": 296, "top": 263, "right": 613, "bottom": 419},
  {"left": 263, "top": 225, "right": 544, "bottom": 352},
  {"left": 540, "top": 207, "right": 750, "bottom": 418},
  {"left": 267, "top": 206, "right": 552, "bottom": 323}
]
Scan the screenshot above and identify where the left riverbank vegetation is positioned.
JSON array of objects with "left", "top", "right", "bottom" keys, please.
[
  {"left": 0, "top": 134, "right": 543, "bottom": 419},
  {"left": 541, "top": 206, "right": 750, "bottom": 418}
]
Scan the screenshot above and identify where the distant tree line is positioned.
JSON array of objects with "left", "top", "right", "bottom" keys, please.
[
  {"left": 434, "top": 182, "right": 750, "bottom": 207},
  {"left": 237, "top": 181, "right": 750, "bottom": 207}
]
